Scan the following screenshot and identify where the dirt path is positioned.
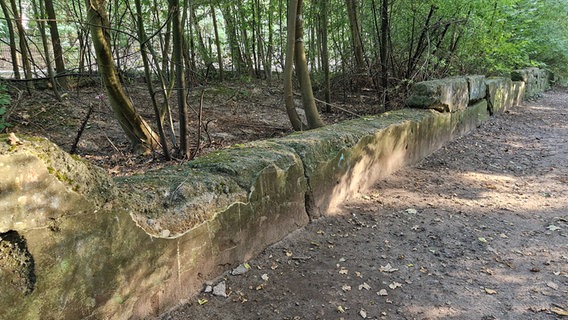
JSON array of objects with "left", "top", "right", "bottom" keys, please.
[{"left": 157, "top": 90, "right": 568, "bottom": 320}]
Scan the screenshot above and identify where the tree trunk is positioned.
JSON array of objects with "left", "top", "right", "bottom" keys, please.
[
  {"left": 169, "top": 0, "right": 189, "bottom": 158},
  {"left": 283, "top": 0, "right": 324, "bottom": 130},
  {"left": 9, "top": 0, "right": 33, "bottom": 89},
  {"left": 222, "top": 4, "right": 244, "bottom": 74},
  {"left": 85, "top": 0, "right": 160, "bottom": 152},
  {"left": 0, "top": 0, "right": 20, "bottom": 79},
  {"left": 190, "top": 3, "right": 211, "bottom": 69},
  {"left": 294, "top": 0, "right": 324, "bottom": 129},
  {"left": 319, "top": 0, "right": 331, "bottom": 107},
  {"left": 32, "top": 0, "right": 60, "bottom": 100},
  {"left": 134, "top": 0, "right": 171, "bottom": 159},
  {"left": 345, "top": 0, "right": 365, "bottom": 73},
  {"left": 380, "top": 0, "right": 390, "bottom": 108},
  {"left": 44, "top": 0, "right": 67, "bottom": 88},
  {"left": 211, "top": 3, "right": 224, "bottom": 81},
  {"left": 283, "top": 0, "right": 306, "bottom": 131}
]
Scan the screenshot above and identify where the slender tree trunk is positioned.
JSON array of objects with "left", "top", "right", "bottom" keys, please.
[
  {"left": 345, "top": 0, "right": 365, "bottom": 73},
  {"left": 9, "top": 0, "right": 33, "bottom": 88},
  {"left": 133, "top": 0, "right": 171, "bottom": 159},
  {"left": 222, "top": 4, "right": 243, "bottom": 74},
  {"left": 32, "top": 0, "right": 60, "bottom": 99},
  {"left": 169, "top": 0, "right": 189, "bottom": 158},
  {"left": 0, "top": 0, "right": 20, "bottom": 79},
  {"left": 85, "top": 0, "right": 160, "bottom": 152},
  {"left": 406, "top": 5, "right": 437, "bottom": 79},
  {"left": 156, "top": 0, "right": 172, "bottom": 79},
  {"left": 294, "top": 0, "right": 324, "bottom": 129},
  {"left": 190, "top": 3, "right": 211, "bottom": 68},
  {"left": 251, "top": 0, "right": 259, "bottom": 76},
  {"left": 284, "top": 0, "right": 324, "bottom": 130},
  {"left": 283, "top": 0, "right": 306, "bottom": 131},
  {"left": 265, "top": 0, "right": 274, "bottom": 81},
  {"left": 44, "top": 0, "right": 67, "bottom": 88},
  {"left": 380, "top": 0, "right": 389, "bottom": 108},
  {"left": 211, "top": 3, "right": 224, "bottom": 81},
  {"left": 319, "top": 0, "right": 331, "bottom": 106}
]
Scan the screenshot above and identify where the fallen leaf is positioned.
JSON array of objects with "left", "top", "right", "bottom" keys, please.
[
  {"left": 484, "top": 288, "right": 497, "bottom": 295},
  {"left": 261, "top": 274, "right": 269, "bottom": 281},
  {"left": 406, "top": 208, "right": 418, "bottom": 214},
  {"left": 359, "top": 309, "right": 367, "bottom": 318},
  {"left": 481, "top": 267, "right": 494, "bottom": 275},
  {"left": 7, "top": 133, "right": 23, "bottom": 146},
  {"left": 380, "top": 263, "right": 399, "bottom": 273},
  {"left": 355, "top": 271, "right": 363, "bottom": 278},
  {"left": 358, "top": 282, "right": 371, "bottom": 291},
  {"left": 478, "top": 237, "right": 488, "bottom": 243},
  {"left": 551, "top": 307, "right": 568, "bottom": 316},
  {"left": 389, "top": 282, "right": 402, "bottom": 290},
  {"left": 339, "top": 268, "right": 349, "bottom": 275},
  {"left": 547, "top": 282, "right": 559, "bottom": 290},
  {"left": 337, "top": 305, "right": 346, "bottom": 313},
  {"left": 377, "top": 289, "right": 388, "bottom": 296},
  {"left": 342, "top": 284, "right": 352, "bottom": 292},
  {"left": 198, "top": 298, "right": 208, "bottom": 305}
]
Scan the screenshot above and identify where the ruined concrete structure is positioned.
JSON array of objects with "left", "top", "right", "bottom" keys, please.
[{"left": 0, "top": 68, "right": 551, "bottom": 319}]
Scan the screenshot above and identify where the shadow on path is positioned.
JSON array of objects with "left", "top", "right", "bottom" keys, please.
[{"left": 158, "top": 90, "right": 568, "bottom": 320}]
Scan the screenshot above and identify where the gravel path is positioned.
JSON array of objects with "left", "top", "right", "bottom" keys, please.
[{"left": 157, "top": 89, "right": 568, "bottom": 320}]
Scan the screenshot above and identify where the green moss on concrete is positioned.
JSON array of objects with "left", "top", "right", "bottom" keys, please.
[{"left": 406, "top": 77, "right": 470, "bottom": 112}]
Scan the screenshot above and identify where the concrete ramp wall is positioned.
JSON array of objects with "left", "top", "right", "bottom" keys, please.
[{"left": 0, "top": 68, "right": 549, "bottom": 319}]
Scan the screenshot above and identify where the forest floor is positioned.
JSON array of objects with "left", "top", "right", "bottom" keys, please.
[
  {"left": 153, "top": 89, "right": 568, "bottom": 320},
  {"left": 6, "top": 82, "right": 568, "bottom": 319},
  {"left": 7, "top": 78, "right": 384, "bottom": 175}
]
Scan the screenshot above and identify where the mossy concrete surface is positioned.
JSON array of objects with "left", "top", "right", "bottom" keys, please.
[
  {"left": 405, "top": 77, "right": 470, "bottom": 112},
  {"left": 486, "top": 77, "right": 514, "bottom": 115},
  {"left": 466, "top": 75, "right": 487, "bottom": 102},
  {"left": 511, "top": 68, "right": 551, "bottom": 99},
  {"left": 512, "top": 81, "right": 526, "bottom": 107},
  {"left": 0, "top": 68, "right": 549, "bottom": 319}
]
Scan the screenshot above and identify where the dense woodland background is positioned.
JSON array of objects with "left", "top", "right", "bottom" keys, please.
[{"left": 0, "top": 0, "right": 567, "bottom": 159}]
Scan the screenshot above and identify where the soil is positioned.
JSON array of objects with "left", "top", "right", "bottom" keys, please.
[
  {"left": 153, "top": 89, "right": 568, "bottom": 320},
  {"left": 7, "top": 79, "right": 381, "bottom": 176},
  {"left": 6, "top": 82, "right": 568, "bottom": 319}
]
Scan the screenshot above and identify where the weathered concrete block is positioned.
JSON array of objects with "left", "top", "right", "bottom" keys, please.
[
  {"left": 512, "top": 81, "right": 526, "bottom": 107},
  {"left": 466, "top": 75, "right": 486, "bottom": 102},
  {"left": 512, "top": 68, "right": 550, "bottom": 99},
  {"left": 0, "top": 136, "right": 309, "bottom": 319},
  {"left": 486, "top": 77, "right": 513, "bottom": 114},
  {"left": 278, "top": 102, "right": 489, "bottom": 218},
  {"left": 406, "top": 77, "right": 470, "bottom": 112},
  {"left": 0, "top": 138, "right": 115, "bottom": 233}
]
